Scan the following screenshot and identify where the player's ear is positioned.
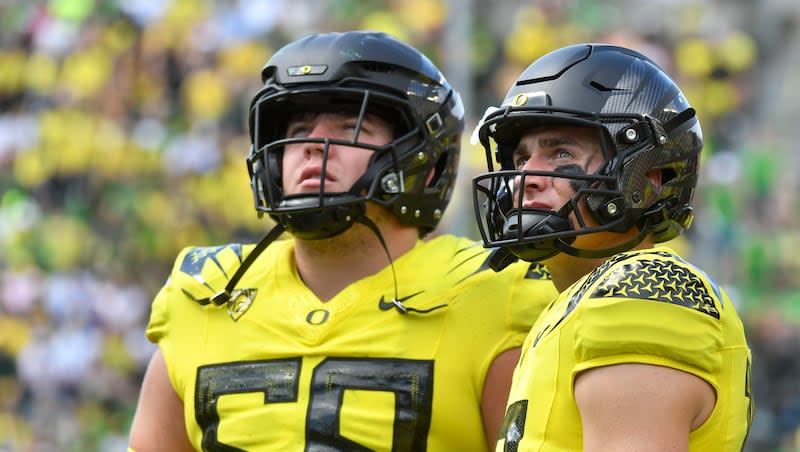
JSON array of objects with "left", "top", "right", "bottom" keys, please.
[
  {"left": 426, "top": 168, "right": 436, "bottom": 186},
  {"left": 646, "top": 168, "right": 662, "bottom": 188}
]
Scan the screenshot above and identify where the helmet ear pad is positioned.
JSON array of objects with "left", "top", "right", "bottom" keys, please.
[
  {"left": 266, "top": 146, "right": 283, "bottom": 197},
  {"left": 582, "top": 120, "right": 682, "bottom": 234},
  {"left": 586, "top": 117, "right": 701, "bottom": 239}
]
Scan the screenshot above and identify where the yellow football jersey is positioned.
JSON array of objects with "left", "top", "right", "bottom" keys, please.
[
  {"left": 497, "top": 247, "right": 753, "bottom": 451},
  {"left": 147, "top": 234, "right": 557, "bottom": 451}
]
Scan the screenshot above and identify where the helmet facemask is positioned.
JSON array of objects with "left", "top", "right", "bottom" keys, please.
[
  {"left": 249, "top": 88, "right": 411, "bottom": 239},
  {"left": 471, "top": 43, "right": 702, "bottom": 263},
  {"left": 246, "top": 31, "right": 464, "bottom": 240},
  {"left": 473, "top": 105, "right": 700, "bottom": 261},
  {"left": 248, "top": 84, "right": 462, "bottom": 240}
]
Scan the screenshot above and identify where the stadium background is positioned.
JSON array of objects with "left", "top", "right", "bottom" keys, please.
[{"left": 0, "top": 0, "right": 798, "bottom": 450}]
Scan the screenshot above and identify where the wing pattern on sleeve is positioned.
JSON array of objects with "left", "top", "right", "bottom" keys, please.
[
  {"left": 179, "top": 244, "right": 244, "bottom": 277},
  {"left": 175, "top": 245, "right": 246, "bottom": 305}
]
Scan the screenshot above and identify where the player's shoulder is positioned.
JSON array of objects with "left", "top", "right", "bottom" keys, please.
[
  {"left": 578, "top": 246, "right": 723, "bottom": 319},
  {"left": 166, "top": 240, "right": 291, "bottom": 305},
  {"left": 173, "top": 243, "right": 249, "bottom": 273},
  {"left": 421, "top": 234, "right": 484, "bottom": 257},
  {"left": 570, "top": 248, "right": 730, "bottom": 375},
  {"left": 423, "top": 234, "right": 551, "bottom": 278},
  {"left": 417, "top": 234, "right": 490, "bottom": 275},
  {"left": 594, "top": 246, "right": 707, "bottom": 277}
]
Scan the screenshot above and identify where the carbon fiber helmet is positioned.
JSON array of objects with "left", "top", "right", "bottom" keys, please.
[
  {"left": 247, "top": 31, "right": 464, "bottom": 239},
  {"left": 472, "top": 43, "right": 702, "bottom": 261}
]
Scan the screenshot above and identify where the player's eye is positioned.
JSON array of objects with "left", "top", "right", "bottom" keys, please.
[
  {"left": 287, "top": 123, "right": 311, "bottom": 138},
  {"left": 555, "top": 149, "right": 573, "bottom": 159}
]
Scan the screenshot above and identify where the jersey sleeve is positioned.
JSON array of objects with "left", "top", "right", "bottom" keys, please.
[
  {"left": 572, "top": 254, "right": 724, "bottom": 385},
  {"left": 145, "top": 247, "right": 190, "bottom": 346},
  {"left": 146, "top": 244, "right": 252, "bottom": 344},
  {"left": 146, "top": 244, "right": 256, "bottom": 399},
  {"left": 439, "top": 246, "right": 556, "bottom": 393},
  {"left": 458, "top": 258, "right": 557, "bottom": 378}
]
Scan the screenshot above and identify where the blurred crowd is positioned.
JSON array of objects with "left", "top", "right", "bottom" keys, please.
[{"left": 0, "top": 0, "right": 798, "bottom": 450}]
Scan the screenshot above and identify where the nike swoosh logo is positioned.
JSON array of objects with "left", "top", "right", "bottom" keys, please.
[{"left": 378, "top": 291, "right": 425, "bottom": 311}]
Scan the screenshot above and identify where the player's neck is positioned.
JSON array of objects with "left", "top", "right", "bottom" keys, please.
[
  {"left": 293, "top": 222, "right": 419, "bottom": 302},
  {"left": 545, "top": 232, "right": 656, "bottom": 292},
  {"left": 544, "top": 254, "right": 604, "bottom": 292}
]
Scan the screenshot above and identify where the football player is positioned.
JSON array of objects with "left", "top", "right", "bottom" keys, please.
[
  {"left": 128, "top": 31, "right": 557, "bottom": 451},
  {"left": 472, "top": 43, "right": 753, "bottom": 450}
]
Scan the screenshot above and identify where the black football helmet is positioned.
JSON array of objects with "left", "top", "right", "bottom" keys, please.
[
  {"left": 472, "top": 43, "right": 703, "bottom": 262},
  {"left": 247, "top": 31, "right": 464, "bottom": 239}
]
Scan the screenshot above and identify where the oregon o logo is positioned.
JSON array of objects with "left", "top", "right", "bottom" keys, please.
[
  {"left": 512, "top": 93, "right": 528, "bottom": 106},
  {"left": 306, "top": 309, "right": 330, "bottom": 325}
]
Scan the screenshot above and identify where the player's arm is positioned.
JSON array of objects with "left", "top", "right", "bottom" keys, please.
[
  {"left": 574, "top": 363, "right": 716, "bottom": 452},
  {"left": 481, "top": 347, "right": 521, "bottom": 447},
  {"left": 128, "top": 348, "right": 195, "bottom": 452}
]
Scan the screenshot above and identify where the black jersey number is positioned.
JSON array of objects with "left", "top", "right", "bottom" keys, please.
[{"left": 195, "top": 357, "right": 434, "bottom": 452}]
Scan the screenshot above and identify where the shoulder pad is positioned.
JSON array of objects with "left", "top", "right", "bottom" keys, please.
[{"left": 171, "top": 244, "right": 248, "bottom": 305}]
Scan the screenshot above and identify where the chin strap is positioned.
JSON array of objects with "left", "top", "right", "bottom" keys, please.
[
  {"left": 486, "top": 247, "right": 518, "bottom": 272},
  {"left": 553, "top": 216, "right": 652, "bottom": 259},
  {"left": 209, "top": 223, "right": 287, "bottom": 306},
  {"left": 204, "top": 213, "right": 444, "bottom": 315},
  {"left": 355, "top": 216, "right": 446, "bottom": 315}
]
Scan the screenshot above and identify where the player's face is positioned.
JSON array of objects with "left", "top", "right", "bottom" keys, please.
[
  {"left": 282, "top": 112, "right": 393, "bottom": 195},
  {"left": 511, "top": 125, "right": 604, "bottom": 226}
]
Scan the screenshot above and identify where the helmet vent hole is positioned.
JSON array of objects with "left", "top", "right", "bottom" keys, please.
[
  {"left": 428, "top": 152, "right": 448, "bottom": 187},
  {"left": 661, "top": 168, "right": 678, "bottom": 185},
  {"left": 589, "top": 81, "right": 614, "bottom": 92},
  {"left": 358, "top": 61, "right": 396, "bottom": 75},
  {"left": 261, "top": 67, "right": 276, "bottom": 82}
]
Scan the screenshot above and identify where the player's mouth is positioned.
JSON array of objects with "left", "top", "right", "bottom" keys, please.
[
  {"left": 521, "top": 201, "right": 553, "bottom": 210},
  {"left": 297, "top": 166, "right": 337, "bottom": 190}
]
